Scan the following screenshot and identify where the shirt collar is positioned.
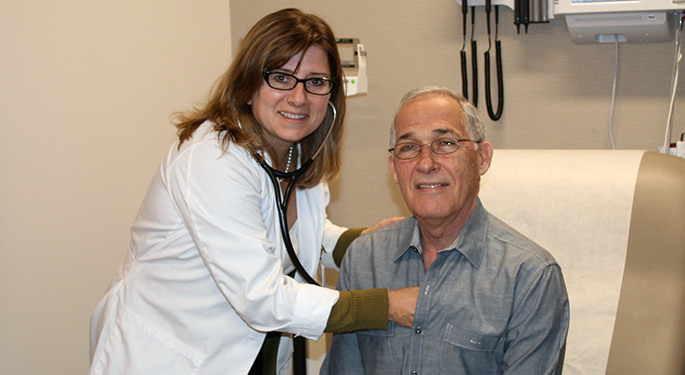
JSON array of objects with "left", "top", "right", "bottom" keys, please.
[{"left": 394, "top": 199, "right": 487, "bottom": 269}]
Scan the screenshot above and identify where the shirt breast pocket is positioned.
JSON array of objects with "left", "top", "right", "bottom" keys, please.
[
  {"left": 357, "top": 322, "right": 402, "bottom": 373},
  {"left": 441, "top": 322, "right": 503, "bottom": 375}
]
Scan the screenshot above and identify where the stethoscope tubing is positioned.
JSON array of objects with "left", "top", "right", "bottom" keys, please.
[
  {"left": 259, "top": 158, "right": 319, "bottom": 285},
  {"left": 255, "top": 102, "right": 337, "bottom": 286}
]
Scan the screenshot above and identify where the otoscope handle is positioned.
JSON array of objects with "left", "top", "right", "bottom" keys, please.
[
  {"left": 514, "top": 0, "right": 521, "bottom": 33},
  {"left": 522, "top": 0, "right": 530, "bottom": 32},
  {"left": 471, "top": 40, "right": 478, "bottom": 107},
  {"left": 461, "top": 50, "right": 469, "bottom": 100}
]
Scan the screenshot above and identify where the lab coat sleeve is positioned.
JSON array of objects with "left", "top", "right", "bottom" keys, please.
[{"left": 165, "top": 140, "right": 338, "bottom": 339}]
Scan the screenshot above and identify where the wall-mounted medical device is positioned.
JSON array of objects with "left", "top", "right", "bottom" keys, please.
[
  {"left": 554, "top": 0, "right": 682, "bottom": 43},
  {"left": 456, "top": 0, "right": 684, "bottom": 43},
  {"left": 456, "top": 0, "right": 684, "bottom": 151},
  {"left": 564, "top": 11, "right": 674, "bottom": 43},
  {"left": 336, "top": 38, "right": 367, "bottom": 96},
  {"left": 554, "top": 0, "right": 685, "bottom": 16},
  {"left": 455, "top": 0, "right": 553, "bottom": 24}
]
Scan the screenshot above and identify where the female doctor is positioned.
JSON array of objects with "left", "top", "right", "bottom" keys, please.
[{"left": 89, "top": 8, "right": 418, "bottom": 375}]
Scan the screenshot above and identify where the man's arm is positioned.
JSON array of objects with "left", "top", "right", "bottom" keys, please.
[{"left": 503, "top": 264, "right": 570, "bottom": 374}]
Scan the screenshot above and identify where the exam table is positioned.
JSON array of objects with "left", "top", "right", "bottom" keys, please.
[{"left": 479, "top": 150, "right": 685, "bottom": 375}]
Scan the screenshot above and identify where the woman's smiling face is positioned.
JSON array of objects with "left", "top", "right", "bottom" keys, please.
[{"left": 249, "top": 45, "right": 332, "bottom": 156}]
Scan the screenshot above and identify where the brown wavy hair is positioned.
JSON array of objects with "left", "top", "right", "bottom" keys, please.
[{"left": 173, "top": 8, "right": 346, "bottom": 188}]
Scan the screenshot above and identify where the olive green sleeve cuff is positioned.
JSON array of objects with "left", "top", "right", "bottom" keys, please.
[
  {"left": 325, "top": 288, "right": 389, "bottom": 333},
  {"left": 333, "top": 228, "right": 365, "bottom": 268}
]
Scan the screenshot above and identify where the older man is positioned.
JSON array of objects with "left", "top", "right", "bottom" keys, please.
[{"left": 321, "top": 86, "right": 569, "bottom": 375}]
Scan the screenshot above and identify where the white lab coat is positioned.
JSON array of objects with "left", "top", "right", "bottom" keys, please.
[{"left": 89, "top": 121, "right": 344, "bottom": 375}]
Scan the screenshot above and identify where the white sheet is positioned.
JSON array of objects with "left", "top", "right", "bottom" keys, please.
[{"left": 479, "top": 149, "right": 644, "bottom": 375}]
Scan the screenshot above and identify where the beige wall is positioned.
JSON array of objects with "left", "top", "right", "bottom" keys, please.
[
  {"left": 231, "top": 1, "right": 685, "bottom": 228},
  {"left": 1, "top": 0, "right": 683, "bottom": 374},
  {"left": 0, "top": 2, "right": 231, "bottom": 374}
]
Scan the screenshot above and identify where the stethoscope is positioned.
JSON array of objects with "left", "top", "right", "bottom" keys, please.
[{"left": 254, "top": 102, "right": 337, "bottom": 286}]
